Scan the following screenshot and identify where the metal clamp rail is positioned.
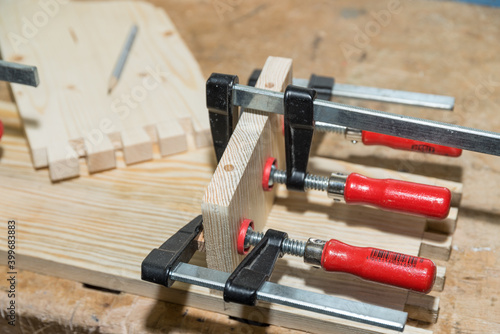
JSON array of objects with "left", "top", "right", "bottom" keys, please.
[{"left": 231, "top": 82, "right": 500, "bottom": 156}]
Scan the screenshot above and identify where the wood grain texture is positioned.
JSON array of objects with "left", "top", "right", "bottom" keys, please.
[
  {"left": 0, "top": 0, "right": 209, "bottom": 181},
  {"left": 202, "top": 56, "right": 291, "bottom": 273}
]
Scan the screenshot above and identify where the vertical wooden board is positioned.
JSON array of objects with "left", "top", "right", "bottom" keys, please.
[{"left": 202, "top": 56, "right": 292, "bottom": 272}]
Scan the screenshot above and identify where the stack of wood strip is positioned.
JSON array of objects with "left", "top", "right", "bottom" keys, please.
[{"left": 0, "top": 0, "right": 210, "bottom": 181}]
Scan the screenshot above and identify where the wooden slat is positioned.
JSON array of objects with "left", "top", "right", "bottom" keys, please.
[
  {"left": 419, "top": 232, "right": 453, "bottom": 261},
  {"left": 426, "top": 207, "right": 459, "bottom": 234},
  {"left": 405, "top": 292, "right": 440, "bottom": 324},
  {"left": 433, "top": 266, "right": 446, "bottom": 292}
]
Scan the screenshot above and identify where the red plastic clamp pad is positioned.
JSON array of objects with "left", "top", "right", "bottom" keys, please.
[
  {"left": 237, "top": 219, "right": 254, "bottom": 255},
  {"left": 0, "top": 120, "right": 3, "bottom": 140},
  {"left": 344, "top": 173, "right": 451, "bottom": 219},
  {"left": 262, "top": 157, "right": 277, "bottom": 191},
  {"left": 362, "top": 131, "right": 462, "bottom": 157}
]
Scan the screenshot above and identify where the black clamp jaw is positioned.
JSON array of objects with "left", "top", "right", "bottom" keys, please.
[
  {"left": 141, "top": 216, "right": 287, "bottom": 306},
  {"left": 206, "top": 74, "right": 240, "bottom": 163},
  {"left": 224, "top": 229, "right": 287, "bottom": 305},
  {"left": 307, "top": 74, "right": 334, "bottom": 100},
  {"left": 141, "top": 215, "right": 203, "bottom": 287},
  {"left": 283, "top": 85, "right": 316, "bottom": 192}
]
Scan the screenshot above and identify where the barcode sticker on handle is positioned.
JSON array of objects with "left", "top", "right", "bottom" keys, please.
[{"left": 369, "top": 249, "right": 420, "bottom": 267}]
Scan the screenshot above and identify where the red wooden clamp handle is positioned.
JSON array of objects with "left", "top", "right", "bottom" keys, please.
[
  {"left": 322, "top": 239, "right": 436, "bottom": 293},
  {"left": 362, "top": 131, "right": 462, "bottom": 157},
  {"left": 344, "top": 173, "right": 451, "bottom": 219}
]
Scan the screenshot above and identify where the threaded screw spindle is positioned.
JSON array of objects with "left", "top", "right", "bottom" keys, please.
[
  {"left": 245, "top": 227, "right": 306, "bottom": 257},
  {"left": 271, "top": 169, "right": 329, "bottom": 191}
]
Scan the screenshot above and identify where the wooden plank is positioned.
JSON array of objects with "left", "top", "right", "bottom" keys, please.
[
  {"left": 0, "top": 0, "right": 210, "bottom": 180},
  {"left": 0, "top": 260, "right": 431, "bottom": 334},
  {"left": 201, "top": 56, "right": 291, "bottom": 273}
]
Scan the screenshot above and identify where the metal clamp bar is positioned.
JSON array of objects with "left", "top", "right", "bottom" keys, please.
[
  {"left": 333, "top": 83, "right": 455, "bottom": 110},
  {"left": 0, "top": 60, "right": 39, "bottom": 87},
  {"left": 293, "top": 78, "right": 455, "bottom": 110},
  {"left": 232, "top": 84, "right": 500, "bottom": 156},
  {"left": 171, "top": 262, "right": 407, "bottom": 332}
]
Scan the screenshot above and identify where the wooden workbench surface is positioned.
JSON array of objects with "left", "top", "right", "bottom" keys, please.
[{"left": 1, "top": 0, "right": 500, "bottom": 333}]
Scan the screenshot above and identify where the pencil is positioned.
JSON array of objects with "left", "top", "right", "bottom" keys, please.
[{"left": 107, "top": 24, "right": 138, "bottom": 94}]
